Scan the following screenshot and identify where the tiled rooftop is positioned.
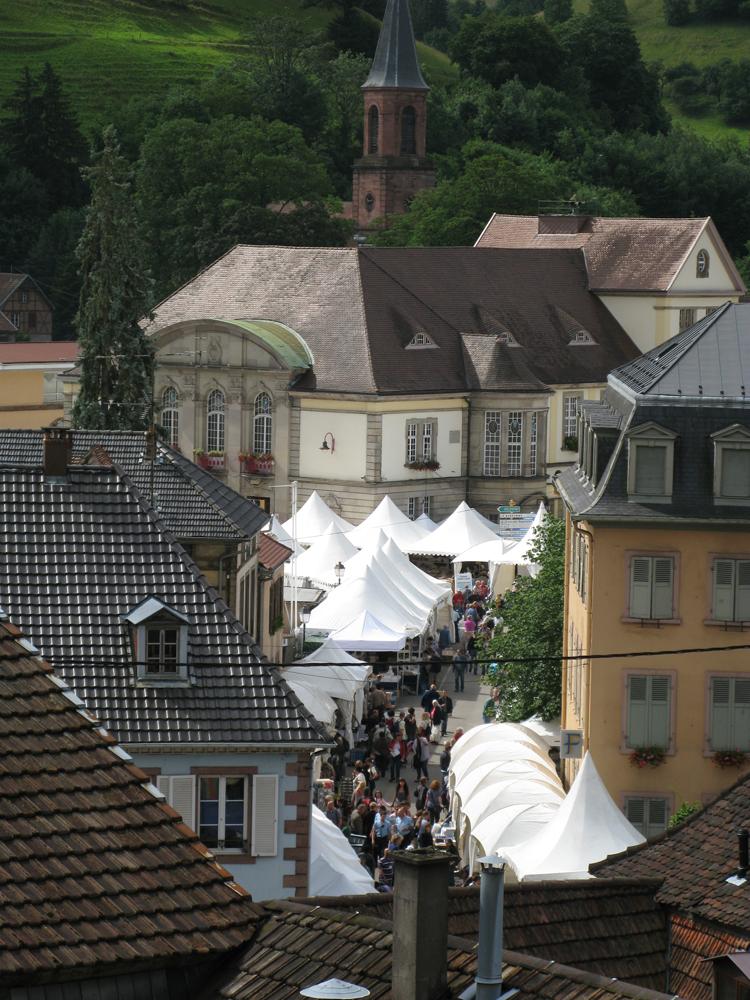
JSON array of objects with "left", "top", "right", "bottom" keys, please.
[
  {"left": 0, "top": 464, "right": 326, "bottom": 746},
  {"left": 0, "top": 615, "right": 263, "bottom": 983},
  {"left": 593, "top": 768, "right": 750, "bottom": 935},
  {"left": 201, "top": 898, "right": 678, "bottom": 1000}
]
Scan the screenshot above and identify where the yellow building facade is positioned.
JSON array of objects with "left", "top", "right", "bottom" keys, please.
[
  {"left": 558, "top": 302, "right": 750, "bottom": 839},
  {"left": 0, "top": 343, "right": 78, "bottom": 429}
]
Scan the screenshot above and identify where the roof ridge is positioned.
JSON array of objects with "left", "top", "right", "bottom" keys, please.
[{"left": 157, "top": 442, "right": 242, "bottom": 538}]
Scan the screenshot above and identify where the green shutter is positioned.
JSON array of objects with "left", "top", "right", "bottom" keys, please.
[
  {"left": 711, "top": 677, "right": 731, "bottom": 750},
  {"left": 630, "top": 558, "right": 652, "bottom": 618},
  {"left": 732, "top": 677, "right": 750, "bottom": 752},
  {"left": 652, "top": 558, "right": 674, "bottom": 619},
  {"left": 627, "top": 676, "right": 649, "bottom": 747},
  {"left": 713, "top": 559, "right": 736, "bottom": 621},
  {"left": 736, "top": 561, "right": 750, "bottom": 621},
  {"left": 648, "top": 676, "right": 671, "bottom": 747},
  {"left": 625, "top": 798, "right": 645, "bottom": 834},
  {"left": 646, "top": 798, "right": 668, "bottom": 837}
]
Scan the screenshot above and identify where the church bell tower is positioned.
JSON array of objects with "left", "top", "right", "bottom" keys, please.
[{"left": 352, "top": 0, "right": 436, "bottom": 231}]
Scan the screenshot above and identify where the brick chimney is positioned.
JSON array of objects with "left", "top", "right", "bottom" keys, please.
[
  {"left": 392, "top": 849, "right": 451, "bottom": 1000},
  {"left": 42, "top": 426, "right": 72, "bottom": 477}
]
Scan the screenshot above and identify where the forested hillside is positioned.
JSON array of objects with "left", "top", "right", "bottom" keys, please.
[{"left": 1, "top": 0, "right": 749, "bottom": 345}]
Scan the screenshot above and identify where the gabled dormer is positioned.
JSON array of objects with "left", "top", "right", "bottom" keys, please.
[
  {"left": 406, "top": 331, "right": 437, "bottom": 349},
  {"left": 626, "top": 421, "right": 678, "bottom": 503},
  {"left": 712, "top": 424, "right": 750, "bottom": 506},
  {"left": 122, "top": 597, "right": 191, "bottom": 685}
]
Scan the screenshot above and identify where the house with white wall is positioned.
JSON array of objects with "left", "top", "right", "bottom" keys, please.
[
  {"left": 0, "top": 429, "right": 329, "bottom": 900},
  {"left": 144, "top": 244, "right": 639, "bottom": 527}
]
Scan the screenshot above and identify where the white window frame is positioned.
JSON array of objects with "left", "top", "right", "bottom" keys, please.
[
  {"left": 563, "top": 393, "right": 582, "bottom": 442},
  {"left": 198, "top": 774, "right": 249, "bottom": 854},
  {"left": 253, "top": 391, "right": 273, "bottom": 456},
  {"left": 484, "top": 411, "right": 501, "bottom": 476},
  {"left": 529, "top": 412, "right": 538, "bottom": 476},
  {"left": 408, "top": 496, "right": 431, "bottom": 519},
  {"left": 679, "top": 307, "right": 696, "bottom": 331},
  {"left": 623, "top": 795, "right": 670, "bottom": 839},
  {"left": 507, "top": 411, "right": 523, "bottom": 477},
  {"left": 708, "top": 675, "right": 750, "bottom": 752},
  {"left": 626, "top": 423, "right": 677, "bottom": 503},
  {"left": 405, "top": 419, "right": 436, "bottom": 464},
  {"left": 710, "top": 558, "right": 750, "bottom": 623},
  {"left": 161, "top": 386, "right": 179, "bottom": 448},
  {"left": 696, "top": 248, "right": 710, "bottom": 278},
  {"left": 206, "top": 388, "right": 225, "bottom": 453},
  {"left": 627, "top": 554, "right": 677, "bottom": 622},
  {"left": 624, "top": 673, "right": 673, "bottom": 751},
  {"left": 134, "top": 619, "right": 189, "bottom": 681},
  {"left": 406, "top": 331, "right": 436, "bottom": 349},
  {"left": 712, "top": 425, "right": 750, "bottom": 506}
]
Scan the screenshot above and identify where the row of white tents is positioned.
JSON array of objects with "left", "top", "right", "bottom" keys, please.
[{"left": 449, "top": 724, "right": 646, "bottom": 881}]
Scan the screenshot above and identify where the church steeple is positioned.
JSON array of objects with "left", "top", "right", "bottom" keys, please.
[
  {"left": 363, "top": 0, "right": 429, "bottom": 91},
  {"left": 351, "top": 0, "right": 435, "bottom": 232}
]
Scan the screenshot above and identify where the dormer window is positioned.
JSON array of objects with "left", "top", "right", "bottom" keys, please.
[
  {"left": 712, "top": 425, "right": 750, "bottom": 505},
  {"left": 123, "top": 597, "right": 191, "bottom": 683},
  {"left": 627, "top": 423, "right": 677, "bottom": 503},
  {"left": 496, "top": 330, "right": 518, "bottom": 347},
  {"left": 696, "top": 248, "right": 710, "bottom": 278},
  {"left": 406, "top": 331, "right": 436, "bottom": 349},
  {"left": 569, "top": 329, "right": 596, "bottom": 346}
]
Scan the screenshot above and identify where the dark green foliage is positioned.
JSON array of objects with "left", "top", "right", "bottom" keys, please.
[
  {"left": 412, "top": 0, "right": 449, "bottom": 39},
  {"left": 716, "top": 58, "right": 750, "bottom": 122},
  {"left": 73, "top": 128, "right": 154, "bottom": 431},
  {"left": 544, "top": 0, "right": 573, "bottom": 23},
  {"left": 26, "top": 207, "right": 86, "bottom": 341},
  {"left": 667, "top": 801, "right": 701, "bottom": 828},
  {"left": 0, "top": 146, "right": 47, "bottom": 266},
  {"left": 663, "top": 0, "right": 692, "bottom": 24},
  {"left": 2, "top": 68, "right": 40, "bottom": 179},
  {"left": 136, "top": 115, "right": 346, "bottom": 296},
  {"left": 482, "top": 516, "right": 566, "bottom": 723},
  {"left": 451, "top": 13, "right": 565, "bottom": 89},
  {"left": 327, "top": 7, "right": 381, "bottom": 56},
  {"left": 557, "top": 14, "right": 669, "bottom": 133},
  {"left": 589, "top": 0, "right": 629, "bottom": 19},
  {"left": 694, "top": 0, "right": 737, "bottom": 17}
]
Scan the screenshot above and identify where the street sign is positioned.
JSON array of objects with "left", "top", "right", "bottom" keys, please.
[{"left": 497, "top": 505, "right": 521, "bottom": 514}]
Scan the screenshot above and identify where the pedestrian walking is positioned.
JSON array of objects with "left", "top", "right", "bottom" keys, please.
[{"left": 452, "top": 650, "right": 466, "bottom": 693}]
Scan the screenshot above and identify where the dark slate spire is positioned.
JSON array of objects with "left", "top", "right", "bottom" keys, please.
[{"left": 363, "top": 0, "right": 429, "bottom": 91}]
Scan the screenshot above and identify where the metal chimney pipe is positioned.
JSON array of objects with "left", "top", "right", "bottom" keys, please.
[
  {"left": 738, "top": 829, "right": 749, "bottom": 876},
  {"left": 476, "top": 855, "right": 506, "bottom": 1000}
]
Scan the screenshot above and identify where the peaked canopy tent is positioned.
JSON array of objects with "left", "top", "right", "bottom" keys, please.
[
  {"left": 329, "top": 610, "right": 407, "bottom": 652},
  {"left": 265, "top": 514, "right": 303, "bottom": 555},
  {"left": 488, "top": 501, "right": 547, "bottom": 593},
  {"left": 346, "top": 495, "right": 430, "bottom": 552},
  {"left": 286, "top": 522, "right": 359, "bottom": 589},
  {"left": 307, "top": 567, "right": 423, "bottom": 637},
  {"left": 287, "top": 639, "right": 371, "bottom": 743},
  {"left": 404, "top": 501, "right": 499, "bottom": 557},
  {"left": 282, "top": 677, "right": 339, "bottom": 732},
  {"left": 281, "top": 491, "right": 354, "bottom": 548},
  {"left": 416, "top": 511, "right": 438, "bottom": 533},
  {"left": 310, "top": 805, "right": 376, "bottom": 896},
  {"left": 381, "top": 536, "right": 450, "bottom": 605},
  {"left": 344, "top": 540, "right": 438, "bottom": 621},
  {"left": 502, "top": 752, "right": 646, "bottom": 881}
]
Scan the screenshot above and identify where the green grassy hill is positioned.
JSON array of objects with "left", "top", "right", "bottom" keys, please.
[
  {"left": 576, "top": 0, "right": 750, "bottom": 140},
  {"left": 0, "top": 0, "right": 454, "bottom": 132}
]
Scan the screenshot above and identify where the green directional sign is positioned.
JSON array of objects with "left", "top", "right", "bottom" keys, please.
[{"left": 498, "top": 505, "right": 521, "bottom": 514}]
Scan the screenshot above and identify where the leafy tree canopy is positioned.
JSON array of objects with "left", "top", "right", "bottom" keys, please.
[
  {"left": 73, "top": 127, "right": 154, "bottom": 431},
  {"left": 451, "top": 13, "right": 565, "bottom": 90},
  {"left": 482, "top": 515, "right": 566, "bottom": 723}
]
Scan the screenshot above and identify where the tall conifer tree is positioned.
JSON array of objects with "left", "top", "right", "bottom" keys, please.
[{"left": 72, "top": 127, "right": 154, "bottom": 431}]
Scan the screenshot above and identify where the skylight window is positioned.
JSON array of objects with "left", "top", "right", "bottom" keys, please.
[{"left": 406, "top": 331, "right": 437, "bottom": 349}]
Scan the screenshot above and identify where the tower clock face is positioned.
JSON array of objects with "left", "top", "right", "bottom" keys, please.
[{"left": 365, "top": 193, "right": 375, "bottom": 212}]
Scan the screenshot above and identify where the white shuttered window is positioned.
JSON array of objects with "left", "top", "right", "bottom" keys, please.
[
  {"left": 710, "top": 676, "right": 750, "bottom": 751},
  {"left": 712, "top": 558, "right": 750, "bottom": 622},
  {"left": 251, "top": 774, "right": 279, "bottom": 856},
  {"left": 634, "top": 445, "right": 667, "bottom": 496},
  {"left": 629, "top": 556, "right": 674, "bottom": 619},
  {"left": 626, "top": 675, "right": 671, "bottom": 748},
  {"left": 625, "top": 797, "right": 669, "bottom": 838},
  {"left": 721, "top": 449, "right": 750, "bottom": 498},
  {"left": 156, "top": 775, "right": 196, "bottom": 827}
]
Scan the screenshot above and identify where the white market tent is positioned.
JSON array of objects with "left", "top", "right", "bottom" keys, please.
[
  {"left": 282, "top": 491, "right": 354, "bottom": 547},
  {"left": 283, "top": 677, "right": 338, "bottom": 730},
  {"left": 310, "top": 805, "right": 376, "bottom": 896},
  {"left": 307, "top": 566, "right": 423, "bottom": 637},
  {"left": 329, "top": 610, "right": 407, "bottom": 652},
  {"left": 265, "top": 514, "right": 303, "bottom": 555},
  {"left": 287, "top": 521, "right": 359, "bottom": 588},
  {"left": 347, "top": 495, "right": 431, "bottom": 551},
  {"left": 452, "top": 536, "right": 509, "bottom": 567},
  {"left": 502, "top": 752, "right": 646, "bottom": 881},
  {"left": 381, "top": 536, "right": 450, "bottom": 604},
  {"left": 287, "top": 639, "right": 371, "bottom": 742},
  {"left": 405, "top": 501, "right": 499, "bottom": 557},
  {"left": 345, "top": 540, "right": 437, "bottom": 621},
  {"left": 416, "top": 511, "right": 439, "bottom": 533}
]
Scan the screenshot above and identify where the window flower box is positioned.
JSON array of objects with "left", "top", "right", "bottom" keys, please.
[
  {"left": 194, "top": 450, "right": 225, "bottom": 471},
  {"left": 712, "top": 749, "right": 747, "bottom": 768},
  {"left": 629, "top": 746, "right": 666, "bottom": 769},
  {"left": 404, "top": 460, "right": 440, "bottom": 472},
  {"left": 240, "top": 453, "right": 275, "bottom": 476}
]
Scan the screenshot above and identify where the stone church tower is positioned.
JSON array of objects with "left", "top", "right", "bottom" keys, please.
[{"left": 351, "top": 0, "right": 436, "bottom": 231}]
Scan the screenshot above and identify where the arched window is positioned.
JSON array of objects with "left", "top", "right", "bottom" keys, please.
[
  {"left": 368, "top": 105, "right": 379, "bottom": 154},
  {"left": 206, "top": 389, "right": 225, "bottom": 453},
  {"left": 400, "top": 106, "right": 416, "bottom": 155},
  {"left": 161, "top": 386, "right": 179, "bottom": 448},
  {"left": 697, "top": 248, "right": 710, "bottom": 278},
  {"left": 253, "top": 392, "right": 273, "bottom": 456}
]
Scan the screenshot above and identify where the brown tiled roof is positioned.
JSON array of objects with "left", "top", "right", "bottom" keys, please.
[
  {"left": 201, "top": 898, "right": 678, "bottom": 1000},
  {"left": 475, "top": 215, "right": 745, "bottom": 293},
  {"left": 147, "top": 245, "right": 638, "bottom": 395},
  {"left": 0, "top": 615, "right": 263, "bottom": 984},
  {"left": 592, "top": 769, "right": 750, "bottom": 934},
  {"left": 0, "top": 341, "right": 78, "bottom": 364},
  {"left": 259, "top": 532, "right": 293, "bottom": 571},
  {"left": 669, "top": 914, "right": 750, "bottom": 1000},
  {"left": 294, "top": 879, "right": 668, "bottom": 990}
]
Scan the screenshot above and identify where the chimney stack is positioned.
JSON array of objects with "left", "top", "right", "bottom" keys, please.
[
  {"left": 475, "top": 856, "right": 507, "bottom": 1000},
  {"left": 738, "top": 829, "right": 749, "bottom": 878},
  {"left": 42, "top": 426, "right": 72, "bottom": 477},
  {"left": 392, "top": 849, "right": 451, "bottom": 1000}
]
